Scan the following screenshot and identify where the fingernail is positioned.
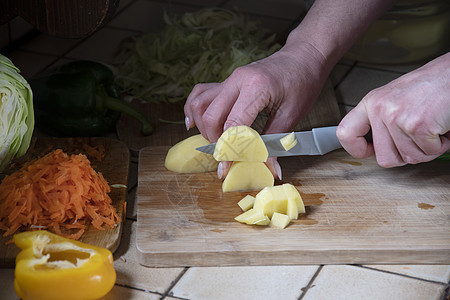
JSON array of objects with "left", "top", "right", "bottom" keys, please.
[
  {"left": 217, "top": 162, "right": 223, "bottom": 179},
  {"left": 274, "top": 160, "right": 282, "bottom": 180},
  {"left": 185, "top": 116, "right": 190, "bottom": 131}
]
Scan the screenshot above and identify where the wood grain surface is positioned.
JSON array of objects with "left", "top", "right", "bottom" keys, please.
[
  {"left": 136, "top": 146, "right": 450, "bottom": 267},
  {"left": 116, "top": 79, "right": 342, "bottom": 152},
  {"left": 0, "top": 137, "right": 129, "bottom": 268}
]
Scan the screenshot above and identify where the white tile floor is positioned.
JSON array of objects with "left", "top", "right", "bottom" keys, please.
[{"left": 1, "top": 0, "right": 449, "bottom": 299}]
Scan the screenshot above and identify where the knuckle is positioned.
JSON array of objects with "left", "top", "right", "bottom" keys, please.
[
  {"left": 232, "top": 67, "right": 270, "bottom": 88},
  {"left": 202, "top": 112, "right": 217, "bottom": 128},
  {"left": 190, "top": 96, "right": 206, "bottom": 111},
  {"left": 363, "top": 89, "right": 381, "bottom": 108},
  {"left": 190, "top": 83, "right": 207, "bottom": 95},
  {"left": 336, "top": 125, "right": 351, "bottom": 142},
  {"left": 402, "top": 116, "right": 425, "bottom": 136},
  {"left": 224, "top": 119, "right": 240, "bottom": 129}
]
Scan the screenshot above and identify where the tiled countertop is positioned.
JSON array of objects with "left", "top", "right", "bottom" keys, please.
[{"left": 1, "top": 0, "right": 449, "bottom": 299}]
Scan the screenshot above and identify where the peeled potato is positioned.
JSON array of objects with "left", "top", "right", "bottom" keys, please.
[
  {"left": 213, "top": 125, "right": 268, "bottom": 162},
  {"left": 222, "top": 161, "right": 274, "bottom": 192},
  {"left": 234, "top": 184, "right": 305, "bottom": 228},
  {"left": 165, "top": 134, "right": 218, "bottom": 173},
  {"left": 253, "top": 183, "right": 304, "bottom": 218},
  {"left": 269, "top": 212, "right": 291, "bottom": 229},
  {"left": 253, "top": 185, "right": 287, "bottom": 218},
  {"left": 235, "top": 208, "right": 270, "bottom": 225},
  {"left": 283, "top": 183, "right": 305, "bottom": 214},
  {"left": 237, "top": 195, "right": 256, "bottom": 212}
]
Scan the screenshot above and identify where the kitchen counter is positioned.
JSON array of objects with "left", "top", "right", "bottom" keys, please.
[{"left": 0, "top": 0, "right": 449, "bottom": 299}]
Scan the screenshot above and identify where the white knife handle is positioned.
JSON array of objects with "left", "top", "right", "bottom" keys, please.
[{"left": 312, "top": 126, "right": 342, "bottom": 155}]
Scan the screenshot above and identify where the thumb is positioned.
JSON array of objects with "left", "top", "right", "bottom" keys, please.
[{"left": 337, "top": 106, "right": 374, "bottom": 158}]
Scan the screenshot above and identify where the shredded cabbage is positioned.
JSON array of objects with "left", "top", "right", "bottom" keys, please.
[
  {"left": 0, "top": 54, "right": 34, "bottom": 172},
  {"left": 114, "top": 8, "right": 281, "bottom": 103}
]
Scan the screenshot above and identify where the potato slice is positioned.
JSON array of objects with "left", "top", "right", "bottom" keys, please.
[
  {"left": 213, "top": 125, "right": 268, "bottom": 162},
  {"left": 235, "top": 209, "right": 270, "bottom": 225},
  {"left": 283, "top": 183, "right": 305, "bottom": 214},
  {"left": 270, "top": 212, "right": 291, "bottom": 229},
  {"left": 237, "top": 195, "right": 256, "bottom": 212},
  {"left": 280, "top": 132, "right": 298, "bottom": 151},
  {"left": 165, "top": 134, "right": 218, "bottom": 173},
  {"left": 286, "top": 196, "right": 299, "bottom": 220},
  {"left": 222, "top": 161, "right": 274, "bottom": 192}
]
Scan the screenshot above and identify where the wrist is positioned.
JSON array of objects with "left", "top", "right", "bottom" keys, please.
[{"left": 279, "top": 38, "right": 334, "bottom": 83}]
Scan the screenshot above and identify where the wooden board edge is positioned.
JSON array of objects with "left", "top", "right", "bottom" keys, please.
[{"left": 136, "top": 248, "right": 450, "bottom": 267}]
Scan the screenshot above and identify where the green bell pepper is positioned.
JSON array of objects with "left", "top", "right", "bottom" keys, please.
[{"left": 30, "top": 60, "right": 152, "bottom": 137}]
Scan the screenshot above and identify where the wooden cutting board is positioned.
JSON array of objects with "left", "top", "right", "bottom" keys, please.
[
  {"left": 136, "top": 146, "right": 450, "bottom": 267},
  {"left": 116, "top": 79, "right": 342, "bottom": 152},
  {"left": 0, "top": 137, "right": 129, "bottom": 268}
]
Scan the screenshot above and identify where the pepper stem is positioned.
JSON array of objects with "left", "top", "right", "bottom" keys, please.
[{"left": 97, "top": 89, "right": 152, "bottom": 135}]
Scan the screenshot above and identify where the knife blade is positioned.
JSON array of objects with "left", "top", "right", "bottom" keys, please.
[{"left": 196, "top": 126, "right": 342, "bottom": 157}]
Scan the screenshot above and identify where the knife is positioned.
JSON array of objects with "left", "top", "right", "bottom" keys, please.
[{"left": 196, "top": 126, "right": 343, "bottom": 157}]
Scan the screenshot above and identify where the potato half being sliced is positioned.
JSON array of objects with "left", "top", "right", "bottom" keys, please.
[{"left": 213, "top": 125, "right": 268, "bottom": 162}]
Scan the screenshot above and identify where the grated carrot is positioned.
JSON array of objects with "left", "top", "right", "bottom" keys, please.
[{"left": 0, "top": 149, "right": 120, "bottom": 241}]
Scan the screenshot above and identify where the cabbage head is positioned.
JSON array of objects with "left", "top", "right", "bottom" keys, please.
[{"left": 0, "top": 54, "right": 34, "bottom": 172}]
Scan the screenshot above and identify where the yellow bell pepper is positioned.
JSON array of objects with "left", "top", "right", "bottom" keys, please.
[{"left": 13, "top": 230, "right": 116, "bottom": 300}]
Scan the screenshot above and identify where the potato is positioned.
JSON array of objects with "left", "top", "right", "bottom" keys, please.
[
  {"left": 235, "top": 183, "right": 304, "bottom": 228},
  {"left": 253, "top": 185, "right": 287, "bottom": 218},
  {"left": 165, "top": 134, "right": 218, "bottom": 173},
  {"left": 253, "top": 183, "right": 304, "bottom": 218},
  {"left": 235, "top": 208, "right": 270, "bottom": 225},
  {"left": 213, "top": 125, "right": 268, "bottom": 162},
  {"left": 279, "top": 132, "right": 297, "bottom": 151},
  {"left": 269, "top": 212, "right": 291, "bottom": 229},
  {"left": 237, "top": 195, "right": 256, "bottom": 212},
  {"left": 286, "top": 196, "right": 299, "bottom": 220},
  {"left": 222, "top": 161, "right": 274, "bottom": 192}
]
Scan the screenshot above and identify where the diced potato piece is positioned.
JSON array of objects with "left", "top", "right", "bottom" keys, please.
[
  {"left": 253, "top": 185, "right": 287, "bottom": 218},
  {"left": 213, "top": 126, "right": 268, "bottom": 162},
  {"left": 222, "top": 161, "right": 274, "bottom": 192},
  {"left": 235, "top": 208, "right": 270, "bottom": 225},
  {"left": 283, "top": 183, "right": 305, "bottom": 214},
  {"left": 254, "top": 216, "right": 270, "bottom": 225},
  {"left": 286, "top": 196, "right": 299, "bottom": 220},
  {"left": 280, "top": 132, "right": 298, "bottom": 151},
  {"left": 237, "top": 195, "right": 256, "bottom": 212},
  {"left": 269, "top": 212, "right": 291, "bottom": 229},
  {"left": 165, "top": 134, "right": 218, "bottom": 173}
]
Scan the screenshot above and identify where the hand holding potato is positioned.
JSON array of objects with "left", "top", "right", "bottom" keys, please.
[
  {"left": 184, "top": 43, "right": 329, "bottom": 143},
  {"left": 184, "top": 43, "right": 329, "bottom": 180}
]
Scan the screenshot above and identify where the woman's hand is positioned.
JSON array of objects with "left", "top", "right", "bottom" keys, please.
[
  {"left": 184, "top": 42, "right": 329, "bottom": 143},
  {"left": 184, "top": 42, "right": 329, "bottom": 179},
  {"left": 337, "top": 52, "right": 450, "bottom": 167}
]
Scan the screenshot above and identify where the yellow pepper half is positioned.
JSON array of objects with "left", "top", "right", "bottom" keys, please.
[{"left": 13, "top": 230, "right": 116, "bottom": 300}]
